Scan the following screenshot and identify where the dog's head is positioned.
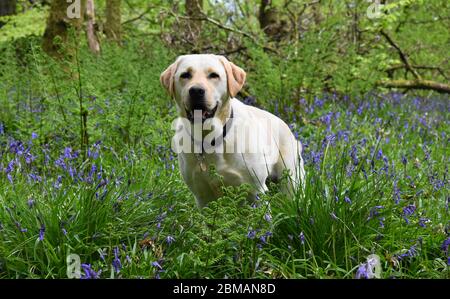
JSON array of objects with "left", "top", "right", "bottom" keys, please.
[{"left": 160, "top": 54, "right": 246, "bottom": 123}]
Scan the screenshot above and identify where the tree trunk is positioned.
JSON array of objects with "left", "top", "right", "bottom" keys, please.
[
  {"left": 259, "top": 0, "right": 272, "bottom": 33},
  {"left": 105, "top": 0, "right": 121, "bottom": 43},
  {"left": 185, "top": 0, "right": 203, "bottom": 42},
  {"left": 0, "top": 0, "right": 16, "bottom": 16},
  {"left": 258, "top": 0, "right": 285, "bottom": 41},
  {"left": 0, "top": 0, "right": 16, "bottom": 28},
  {"left": 42, "top": 0, "right": 85, "bottom": 59},
  {"left": 311, "top": 1, "right": 322, "bottom": 27},
  {"left": 86, "top": 0, "right": 100, "bottom": 54}
]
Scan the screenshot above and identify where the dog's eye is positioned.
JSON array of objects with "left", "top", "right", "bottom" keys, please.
[
  {"left": 208, "top": 72, "right": 220, "bottom": 79},
  {"left": 180, "top": 72, "right": 192, "bottom": 79}
]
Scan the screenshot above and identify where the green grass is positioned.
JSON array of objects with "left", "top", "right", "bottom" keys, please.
[{"left": 0, "top": 39, "right": 449, "bottom": 279}]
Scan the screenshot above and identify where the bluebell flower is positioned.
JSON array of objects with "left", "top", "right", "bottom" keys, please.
[
  {"left": 152, "top": 261, "right": 163, "bottom": 270},
  {"left": 355, "top": 264, "right": 369, "bottom": 279},
  {"left": 376, "top": 149, "right": 383, "bottom": 160},
  {"left": 112, "top": 246, "right": 122, "bottom": 273},
  {"left": 247, "top": 229, "right": 256, "bottom": 239},
  {"left": 403, "top": 204, "right": 416, "bottom": 217},
  {"left": 31, "top": 132, "right": 38, "bottom": 139},
  {"left": 81, "top": 264, "right": 101, "bottom": 279},
  {"left": 441, "top": 237, "right": 450, "bottom": 255},
  {"left": 393, "top": 181, "right": 401, "bottom": 204},
  {"left": 166, "top": 235, "right": 175, "bottom": 245},
  {"left": 367, "top": 206, "right": 384, "bottom": 220},
  {"left": 64, "top": 147, "right": 73, "bottom": 159},
  {"left": 264, "top": 213, "right": 272, "bottom": 222},
  {"left": 39, "top": 224, "right": 45, "bottom": 241},
  {"left": 401, "top": 155, "right": 407, "bottom": 166},
  {"left": 379, "top": 217, "right": 385, "bottom": 228},
  {"left": 259, "top": 235, "right": 267, "bottom": 244},
  {"left": 27, "top": 199, "right": 35, "bottom": 208},
  {"left": 7, "top": 174, "right": 13, "bottom": 184},
  {"left": 398, "top": 244, "right": 418, "bottom": 260},
  {"left": 299, "top": 232, "right": 305, "bottom": 245},
  {"left": 418, "top": 218, "right": 429, "bottom": 228},
  {"left": 344, "top": 196, "right": 352, "bottom": 204}
]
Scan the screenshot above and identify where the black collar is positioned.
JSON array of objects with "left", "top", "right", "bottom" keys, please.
[{"left": 211, "top": 108, "right": 233, "bottom": 147}]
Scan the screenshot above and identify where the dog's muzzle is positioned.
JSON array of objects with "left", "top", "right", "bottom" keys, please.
[{"left": 186, "top": 86, "right": 218, "bottom": 122}]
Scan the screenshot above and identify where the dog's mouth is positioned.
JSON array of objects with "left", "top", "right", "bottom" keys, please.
[{"left": 186, "top": 104, "right": 218, "bottom": 122}]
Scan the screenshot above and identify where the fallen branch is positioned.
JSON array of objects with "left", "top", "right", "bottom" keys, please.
[
  {"left": 386, "top": 64, "right": 448, "bottom": 80},
  {"left": 377, "top": 79, "right": 450, "bottom": 94}
]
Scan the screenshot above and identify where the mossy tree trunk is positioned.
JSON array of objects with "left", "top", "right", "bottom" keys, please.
[
  {"left": 105, "top": 0, "right": 121, "bottom": 43},
  {"left": 86, "top": 0, "right": 100, "bottom": 54},
  {"left": 42, "top": 0, "right": 86, "bottom": 59},
  {"left": 185, "top": 0, "right": 203, "bottom": 43},
  {"left": 0, "top": 0, "right": 16, "bottom": 16}
]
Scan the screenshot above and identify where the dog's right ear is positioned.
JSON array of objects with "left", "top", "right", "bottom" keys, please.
[{"left": 160, "top": 58, "right": 180, "bottom": 97}]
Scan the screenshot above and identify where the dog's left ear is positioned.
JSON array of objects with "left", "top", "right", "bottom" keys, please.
[
  {"left": 160, "top": 59, "right": 180, "bottom": 97},
  {"left": 219, "top": 56, "right": 246, "bottom": 98}
]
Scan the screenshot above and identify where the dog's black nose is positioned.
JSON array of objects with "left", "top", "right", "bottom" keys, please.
[{"left": 189, "top": 86, "right": 205, "bottom": 98}]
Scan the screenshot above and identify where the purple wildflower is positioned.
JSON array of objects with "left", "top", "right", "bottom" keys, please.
[
  {"left": 166, "top": 235, "right": 175, "bottom": 245},
  {"left": 247, "top": 229, "right": 256, "bottom": 239},
  {"left": 27, "top": 199, "right": 35, "bottom": 208},
  {"left": 418, "top": 218, "right": 429, "bottom": 228},
  {"left": 398, "top": 244, "right": 418, "bottom": 260},
  {"left": 441, "top": 238, "right": 450, "bottom": 255},
  {"left": 355, "top": 264, "right": 369, "bottom": 279},
  {"left": 299, "top": 232, "right": 305, "bottom": 245},
  {"left": 64, "top": 147, "right": 73, "bottom": 159},
  {"left": 39, "top": 224, "right": 45, "bottom": 241},
  {"left": 379, "top": 217, "right": 385, "bottom": 228},
  {"left": 31, "top": 132, "right": 38, "bottom": 139},
  {"left": 152, "top": 261, "right": 163, "bottom": 270},
  {"left": 393, "top": 181, "right": 401, "bottom": 204},
  {"left": 81, "top": 264, "right": 101, "bottom": 279},
  {"left": 368, "top": 206, "right": 384, "bottom": 221},
  {"left": 344, "top": 196, "right": 352, "bottom": 204},
  {"left": 377, "top": 149, "right": 383, "bottom": 160},
  {"left": 403, "top": 205, "right": 416, "bottom": 216},
  {"left": 401, "top": 155, "right": 407, "bottom": 166},
  {"left": 264, "top": 213, "right": 272, "bottom": 222},
  {"left": 112, "top": 246, "right": 122, "bottom": 273}
]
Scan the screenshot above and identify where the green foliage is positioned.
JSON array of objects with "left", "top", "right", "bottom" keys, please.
[{"left": 0, "top": 5, "right": 48, "bottom": 43}]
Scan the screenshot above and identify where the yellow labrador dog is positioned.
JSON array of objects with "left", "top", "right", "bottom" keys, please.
[{"left": 161, "top": 54, "right": 304, "bottom": 207}]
